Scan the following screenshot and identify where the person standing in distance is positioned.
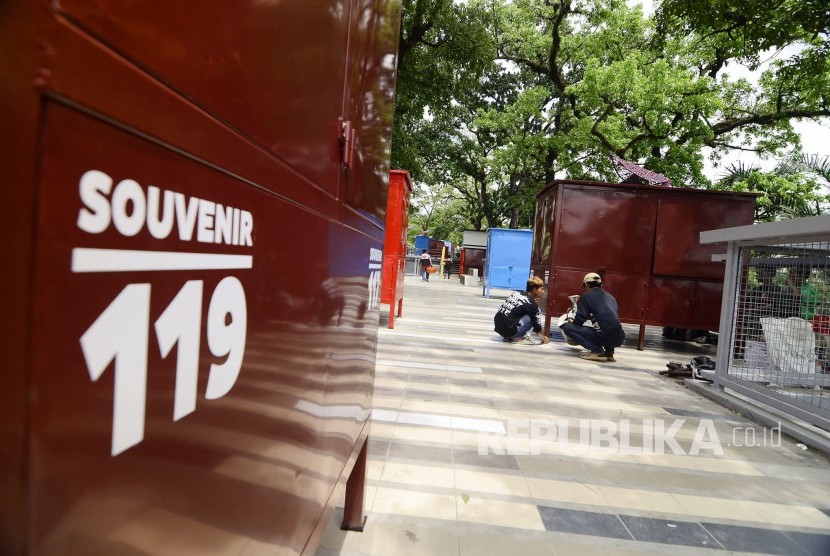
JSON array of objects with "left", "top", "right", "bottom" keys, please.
[
  {"left": 443, "top": 253, "right": 453, "bottom": 279},
  {"left": 494, "top": 276, "right": 551, "bottom": 345},
  {"left": 560, "top": 272, "right": 624, "bottom": 362},
  {"left": 419, "top": 249, "right": 433, "bottom": 281}
]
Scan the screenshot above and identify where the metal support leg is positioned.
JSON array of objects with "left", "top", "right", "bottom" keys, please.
[{"left": 341, "top": 438, "right": 368, "bottom": 531}]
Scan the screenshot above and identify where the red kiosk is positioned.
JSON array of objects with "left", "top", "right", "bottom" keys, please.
[
  {"left": 1, "top": 2, "right": 401, "bottom": 554},
  {"left": 533, "top": 160, "right": 759, "bottom": 350},
  {"left": 381, "top": 170, "right": 413, "bottom": 328}
]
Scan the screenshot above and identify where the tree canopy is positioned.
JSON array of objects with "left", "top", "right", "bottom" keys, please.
[{"left": 392, "top": 0, "right": 830, "bottom": 233}]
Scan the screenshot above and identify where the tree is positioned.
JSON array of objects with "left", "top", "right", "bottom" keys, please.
[
  {"left": 391, "top": 0, "right": 830, "bottom": 229},
  {"left": 710, "top": 154, "right": 830, "bottom": 221},
  {"left": 656, "top": 0, "right": 830, "bottom": 65},
  {"left": 423, "top": 60, "right": 544, "bottom": 229},
  {"left": 489, "top": 0, "right": 830, "bottom": 186},
  {"left": 393, "top": 0, "right": 493, "bottom": 181},
  {"left": 655, "top": 0, "right": 830, "bottom": 171}
]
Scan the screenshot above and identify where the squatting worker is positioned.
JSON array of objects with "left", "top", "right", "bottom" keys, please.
[
  {"left": 560, "top": 272, "right": 624, "bottom": 362},
  {"left": 494, "top": 276, "right": 551, "bottom": 345}
]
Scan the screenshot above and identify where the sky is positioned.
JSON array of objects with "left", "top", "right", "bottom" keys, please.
[{"left": 629, "top": 0, "right": 830, "bottom": 181}]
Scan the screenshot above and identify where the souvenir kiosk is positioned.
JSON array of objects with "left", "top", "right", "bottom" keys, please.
[{"left": 532, "top": 158, "right": 758, "bottom": 350}]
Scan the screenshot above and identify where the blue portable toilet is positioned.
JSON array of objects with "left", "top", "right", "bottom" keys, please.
[{"left": 483, "top": 228, "right": 533, "bottom": 298}]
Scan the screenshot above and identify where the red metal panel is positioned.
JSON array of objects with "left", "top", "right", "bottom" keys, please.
[
  {"left": 461, "top": 247, "right": 485, "bottom": 277},
  {"left": 646, "top": 278, "right": 697, "bottom": 326},
  {"left": 556, "top": 185, "right": 657, "bottom": 274},
  {"left": 693, "top": 280, "right": 725, "bottom": 329},
  {"left": 0, "top": 2, "right": 42, "bottom": 553},
  {"left": 381, "top": 170, "right": 412, "bottom": 328},
  {"left": 30, "top": 101, "right": 379, "bottom": 555},
  {"left": 341, "top": 0, "right": 403, "bottom": 223},
  {"left": 428, "top": 239, "right": 445, "bottom": 258},
  {"left": 3, "top": 0, "right": 401, "bottom": 553},
  {"left": 653, "top": 194, "right": 755, "bottom": 279},
  {"left": 55, "top": 0, "right": 352, "bottom": 194}
]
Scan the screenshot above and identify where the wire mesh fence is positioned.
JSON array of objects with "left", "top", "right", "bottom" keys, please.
[{"left": 729, "top": 242, "right": 830, "bottom": 413}]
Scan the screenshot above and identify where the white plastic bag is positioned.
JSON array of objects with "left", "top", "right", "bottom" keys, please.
[{"left": 760, "top": 317, "right": 816, "bottom": 374}]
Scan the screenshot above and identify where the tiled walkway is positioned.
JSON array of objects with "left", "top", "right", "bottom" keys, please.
[{"left": 318, "top": 274, "right": 830, "bottom": 555}]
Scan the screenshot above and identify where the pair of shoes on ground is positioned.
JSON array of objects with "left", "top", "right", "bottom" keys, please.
[{"left": 579, "top": 351, "right": 615, "bottom": 362}]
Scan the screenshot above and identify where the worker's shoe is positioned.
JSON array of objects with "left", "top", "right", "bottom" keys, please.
[
  {"left": 604, "top": 352, "right": 617, "bottom": 362},
  {"left": 513, "top": 333, "right": 536, "bottom": 345},
  {"left": 580, "top": 351, "right": 610, "bottom": 362}
]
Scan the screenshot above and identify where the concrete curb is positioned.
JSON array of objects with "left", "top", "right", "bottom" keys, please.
[{"left": 684, "top": 378, "right": 830, "bottom": 456}]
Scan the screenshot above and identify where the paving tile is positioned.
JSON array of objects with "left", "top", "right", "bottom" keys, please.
[
  {"left": 697, "top": 456, "right": 772, "bottom": 480},
  {"left": 541, "top": 536, "right": 685, "bottom": 555},
  {"left": 370, "top": 396, "right": 402, "bottom": 410},
  {"left": 448, "top": 377, "right": 488, "bottom": 388},
  {"left": 368, "top": 422, "right": 395, "bottom": 438},
  {"left": 373, "top": 386, "right": 405, "bottom": 398},
  {"left": 395, "top": 410, "right": 452, "bottom": 428},
  {"left": 367, "top": 438, "right": 390, "bottom": 457},
  {"left": 448, "top": 404, "right": 501, "bottom": 419},
  {"left": 450, "top": 429, "right": 484, "bottom": 448},
  {"left": 525, "top": 477, "right": 608, "bottom": 507},
  {"left": 745, "top": 500, "right": 830, "bottom": 529},
  {"left": 453, "top": 447, "right": 520, "bottom": 470},
  {"left": 393, "top": 425, "right": 454, "bottom": 444},
  {"left": 400, "top": 400, "right": 451, "bottom": 414},
  {"left": 371, "top": 487, "right": 457, "bottom": 521},
  {"left": 784, "top": 530, "right": 830, "bottom": 556},
  {"left": 380, "top": 461, "right": 455, "bottom": 489},
  {"left": 456, "top": 497, "right": 545, "bottom": 530},
  {"left": 701, "top": 522, "right": 806, "bottom": 555},
  {"left": 367, "top": 461, "right": 385, "bottom": 481},
  {"left": 598, "top": 485, "right": 687, "bottom": 515},
  {"left": 458, "top": 529, "right": 554, "bottom": 556},
  {"left": 450, "top": 415, "right": 505, "bottom": 434},
  {"left": 408, "top": 374, "right": 450, "bottom": 385},
  {"left": 387, "top": 441, "right": 453, "bottom": 464},
  {"left": 403, "top": 388, "right": 450, "bottom": 401},
  {"left": 662, "top": 407, "right": 736, "bottom": 421},
  {"left": 537, "top": 507, "right": 632, "bottom": 540},
  {"left": 618, "top": 515, "right": 720, "bottom": 549},
  {"left": 670, "top": 493, "right": 769, "bottom": 524},
  {"left": 323, "top": 513, "right": 460, "bottom": 556},
  {"left": 454, "top": 469, "right": 531, "bottom": 497},
  {"left": 449, "top": 393, "right": 495, "bottom": 406}
]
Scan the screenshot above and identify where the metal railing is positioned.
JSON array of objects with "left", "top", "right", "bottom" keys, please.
[{"left": 703, "top": 217, "right": 830, "bottom": 431}]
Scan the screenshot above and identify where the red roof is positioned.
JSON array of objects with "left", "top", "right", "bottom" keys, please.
[{"left": 612, "top": 156, "right": 673, "bottom": 187}]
